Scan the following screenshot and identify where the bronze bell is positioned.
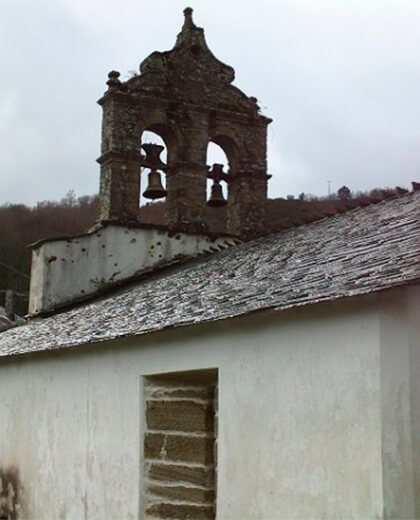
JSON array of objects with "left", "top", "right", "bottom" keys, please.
[
  {"left": 207, "top": 180, "right": 227, "bottom": 207},
  {"left": 143, "top": 169, "right": 167, "bottom": 199}
]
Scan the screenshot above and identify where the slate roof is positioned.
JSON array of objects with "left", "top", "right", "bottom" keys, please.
[{"left": 0, "top": 191, "right": 419, "bottom": 358}]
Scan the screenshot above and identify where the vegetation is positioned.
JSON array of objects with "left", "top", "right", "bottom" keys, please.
[
  {"left": 0, "top": 192, "right": 98, "bottom": 315},
  {"left": 0, "top": 184, "right": 405, "bottom": 316},
  {"left": 298, "top": 185, "right": 401, "bottom": 202}
]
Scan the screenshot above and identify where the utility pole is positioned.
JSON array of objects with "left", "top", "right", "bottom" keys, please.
[{"left": 327, "top": 180, "right": 332, "bottom": 198}]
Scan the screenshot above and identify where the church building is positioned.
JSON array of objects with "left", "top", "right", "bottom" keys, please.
[{"left": 0, "top": 8, "right": 419, "bottom": 520}]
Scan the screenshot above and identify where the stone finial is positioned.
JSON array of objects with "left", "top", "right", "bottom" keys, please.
[
  {"left": 182, "top": 7, "right": 196, "bottom": 30},
  {"left": 106, "top": 70, "right": 121, "bottom": 88}
]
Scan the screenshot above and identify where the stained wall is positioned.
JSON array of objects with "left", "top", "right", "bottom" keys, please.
[{"left": 0, "top": 287, "right": 419, "bottom": 519}]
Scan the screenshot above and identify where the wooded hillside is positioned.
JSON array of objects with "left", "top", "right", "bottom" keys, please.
[
  {"left": 0, "top": 185, "right": 402, "bottom": 316},
  {"left": 0, "top": 194, "right": 98, "bottom": 315}
]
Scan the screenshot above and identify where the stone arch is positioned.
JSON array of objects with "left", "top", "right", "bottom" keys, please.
[
  {"left": 140, "top": 122, "right": 180, "bottom": 165},
  {"left": 96, "top": 8, "right": 271, "bottom": 237},
  {"left": 208, "top": 134, "right": 239, "bottom": 175},
  {"left": 138, "top": 121, "right": 182, "bottom": 205},
  {"left": 206, "top": 140, "right": 229, "bottom": 205}
]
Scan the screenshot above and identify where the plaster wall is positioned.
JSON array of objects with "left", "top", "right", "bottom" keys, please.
[
  {"left": 379, "top": 290, "right": 416, "bottom": 519},
  {"left": 29, "top": 225, "right": 237, "bottom": 315},
  {"left": 0, "top": 290, "right": 417, "bottom": 519},
  {"left": 408, "top": 286, "right": 420, "bottom": 519}
]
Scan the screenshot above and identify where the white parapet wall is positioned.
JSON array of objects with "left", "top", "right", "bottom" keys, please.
[{"left": 29, "top": 224, "right": 239, "bottom": 315}]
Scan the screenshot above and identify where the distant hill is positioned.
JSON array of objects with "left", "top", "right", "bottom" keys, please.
[
  {"left": 0, "top": 185, "right": 403, "bottom": 316},
  {"left": 0, "top": 195, "right": 98, "bottom": 315}
]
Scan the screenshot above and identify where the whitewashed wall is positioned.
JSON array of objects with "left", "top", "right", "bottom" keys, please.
[
  {"left": 29, "top": 225, "right": 237, "bottom": 314},
  {"left": 0, "top": 286, "right": 418, "bottom": 519}
]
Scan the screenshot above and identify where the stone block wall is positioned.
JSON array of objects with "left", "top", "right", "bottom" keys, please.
[
  {"left": 96, "top": 9, "right": 272, "bottom": 239},
  {"left": 97, "top": 152, "right": 142, "bottom": 222},
  {"left": 143, "top": 371, "right": 217, "bottom": 519}
]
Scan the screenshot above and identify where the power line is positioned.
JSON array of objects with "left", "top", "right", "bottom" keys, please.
[
  {"left": 0, "top": 260, "right": 30, "bottom": 279},
  {"left": 0, "top": 289, "right": 28, "bottom": 298}
]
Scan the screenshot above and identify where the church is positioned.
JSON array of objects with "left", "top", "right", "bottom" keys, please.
[{"left": 0, "top": 8, "right": 419, "bottom": 520}]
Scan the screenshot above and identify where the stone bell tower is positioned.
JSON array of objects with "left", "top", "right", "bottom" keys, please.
[
  {"left": 97, "top": 7, "right": 272, "bottom": 239},
  {"left": 29, "top": 8, "right": 269, "bottom": 315}
]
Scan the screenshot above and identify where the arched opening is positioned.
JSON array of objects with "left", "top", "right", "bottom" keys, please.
[
  {"left": 140, "top": 130, "right": 168, "bottom": 208},
  {"left": 206, "top": 141, "right": 229, "bottom": 204},
  {"left": 141, "top": 130, "right": 168, "bottom": 162}
]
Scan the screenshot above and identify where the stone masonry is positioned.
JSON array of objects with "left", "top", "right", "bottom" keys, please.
[
  {"left": 143, "top": 372, "right": 217, "bottom": 520},
  {"left": 97, "top": 8, "right": 272, "bottom": 240}
]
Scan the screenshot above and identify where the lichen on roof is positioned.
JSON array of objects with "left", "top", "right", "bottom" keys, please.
[{"left": 0, "top": 191, "right": 419, "bottom": 358}]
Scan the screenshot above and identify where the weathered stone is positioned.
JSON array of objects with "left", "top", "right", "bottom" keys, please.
[
  {"left": 144, "top": 433, "right": 214, "bottom": 464},
  {"left": 147, "top": 483, "right": 215, "bottom": 504},
  {"left": 144, "top": 374, "right": 217, "bottom": 518},
  {"left": 146, "top": 400, "right": 214, "bottom": 432},
  {"left": 97, "top": 150, "right": 142, "bottom": 222},
  {"left": 97, "top": 8, "right": 271, "bottom": 239},
  {"left": 146, "top": 503, "right": 214, "bottom": 520},
  {"left": 147, "top": 463, "right": 215, "bottom": 487},
  {"left": 145, "top": 385, "right": 215, "bottom": 401}
]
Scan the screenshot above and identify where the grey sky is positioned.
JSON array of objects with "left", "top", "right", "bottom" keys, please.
[{"left": 1, "top": 0, "right": 419, "bottom": 206}]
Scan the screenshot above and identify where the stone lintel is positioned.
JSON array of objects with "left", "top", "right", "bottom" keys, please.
[
  {"left": 147, "top": 463, "right": 215, "bottom": 487},
  {"left": 146, "top": 399, "right": 214, "bottom": 433},
  {"left": 146, "top": 503, "right": 214, "bottom": 520},
  {"left": 97, "top": 150, "right": 143, "bottom": 165},
  {"left": 144, "top": 433, "right": 214, "bottom": 465}
]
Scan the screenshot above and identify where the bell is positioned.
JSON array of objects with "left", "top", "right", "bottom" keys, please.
[
  {"left": 207, "top": 180, "right": 227, "bottom": 207},
  {"left": 143, "top": 169, "right": 167, "bottom": 199}
]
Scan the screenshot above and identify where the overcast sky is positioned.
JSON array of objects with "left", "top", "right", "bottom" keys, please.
[{"left": 1, "top": 0, "right": 420, "bottom": 206}]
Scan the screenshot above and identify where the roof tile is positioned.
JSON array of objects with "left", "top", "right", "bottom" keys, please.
[{"left": 0, "top": 191, "right": 418, "bottom": 358}]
